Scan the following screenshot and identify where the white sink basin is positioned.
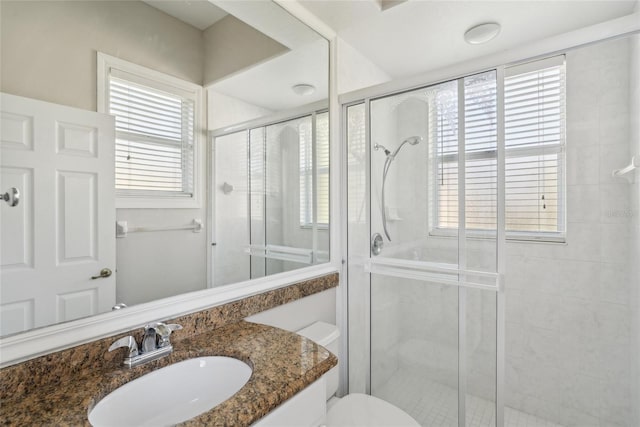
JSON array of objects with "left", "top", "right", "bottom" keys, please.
[{"left": 89, "top": 356, "right": 252, "bottom": 426}]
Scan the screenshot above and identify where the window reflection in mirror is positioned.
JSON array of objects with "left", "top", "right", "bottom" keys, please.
[{"left": 0, "top": 0, "right": 329, "bottom": 337}]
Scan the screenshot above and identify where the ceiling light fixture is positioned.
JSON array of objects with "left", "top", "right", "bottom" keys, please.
[
  {"left": 292, "top": 84, "right": 316, "bottom": 96},
  {"left": 464, "top": 22, "right": 501, "bottom": 45}
]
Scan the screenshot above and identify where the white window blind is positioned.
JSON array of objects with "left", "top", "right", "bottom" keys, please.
[
  {"left": 315, "top": 112, "right": 330, "bottom": 225},
  {"left": 300, "top": 117, "right": 313, "bottom": 225},
  {"left": 505, "top": 56, "right": 565, "bottom": 234},
  {"left": 109, "top": 72, "right": 195, "bottom": 197},
  {"left": 300, "top": 112, "right": 329, "bottom": 226},
  {"left": 436, "top": 72, "right": 498, "bottom": 230},
  {"left": 434, "top": 57, "right": 565, "bottom": 238}
]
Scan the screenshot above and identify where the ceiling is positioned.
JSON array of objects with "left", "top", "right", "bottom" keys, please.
[
  {"left": 138, "top": 0, "right": 637, "bottom": 111},
  {"left": 142, "top": 0, "right": 227, "bottom": 30},
  {"left": 205, "top": 1, "right": 328, "bottom": 111},
  {"left": 138, "top": 0, "right": 328, "bottom": 112},
  {"left": 300, "top": 0, "right": 638, "bottom": 79},
  {"left": 211, "top": 38, "right": 329, "bottom": 111}
]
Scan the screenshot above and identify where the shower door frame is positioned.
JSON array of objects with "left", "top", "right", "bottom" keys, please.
[
  {"left": 342, "top": 67, "right": 507, "bottom": 427},
  {"left": 208, "top": 100, "right": 329, "bottom": 285}
]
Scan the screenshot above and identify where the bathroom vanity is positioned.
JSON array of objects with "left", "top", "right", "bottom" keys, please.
[
  {"left": 0, "top": 274, "right": 339, "bottom": 425},
  {"left": 0, "top": 320, "right": 336, "bottom": 425}
]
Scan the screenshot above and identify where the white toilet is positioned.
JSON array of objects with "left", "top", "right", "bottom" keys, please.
[{"left": 297, "top": 322, "right": 420, "bottom": 427}]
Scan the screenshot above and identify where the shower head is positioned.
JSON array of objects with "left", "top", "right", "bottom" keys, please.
[
  {"left": 404, "top": 136, "right": 422, "bottom": 145},
  {"left": 374, "top": 143, "right": 391, "bottom": 156},
  {"left": 391, "top": 135, "right": 423, "bottom": 158}
]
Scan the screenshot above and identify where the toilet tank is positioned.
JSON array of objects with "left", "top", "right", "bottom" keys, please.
[{"left": 297, "top": 321, "right": 340, "bottom": 399}]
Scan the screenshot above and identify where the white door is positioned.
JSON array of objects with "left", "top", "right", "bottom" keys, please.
[{"left": 0, "top": 93, "right": 116, "bottom": 336}]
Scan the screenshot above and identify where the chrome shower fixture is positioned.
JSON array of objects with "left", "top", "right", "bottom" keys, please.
[
  {"left": 374, "top": 143, "right": 391, "bottom": 156},
  {"left": 390, "top": 136, "right": 422, "bottom": 158},
  {"left": 376, "top": 136, "right": 423, "bottom": 241},
  {"left": 375, "top": 136, "right": 422, "bottom": 159}
]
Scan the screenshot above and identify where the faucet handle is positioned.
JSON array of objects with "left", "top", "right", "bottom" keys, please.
[
  {"left": 108, "top": 336, "right": 139, "bottom": 358},
  {"left": 154, "top": 323, "right": 183, "bottom": 348}
]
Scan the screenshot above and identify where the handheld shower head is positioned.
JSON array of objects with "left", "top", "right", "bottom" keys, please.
[
  {"left": 378, "top": 135, "right": 423, "bottom": 241},
  {"left": 391, "top": 135, "right": 423, "bottom": 158},
  {"left": 404, "top": 136, "right": 422, "bottom": 146}
]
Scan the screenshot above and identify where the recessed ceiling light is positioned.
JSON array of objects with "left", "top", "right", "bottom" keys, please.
[
  {"left": 464, "top": 22, "right": 501, "bottom": 45},
  {"left": 292, "top": 84, "right": 315, "bottom": 96}
]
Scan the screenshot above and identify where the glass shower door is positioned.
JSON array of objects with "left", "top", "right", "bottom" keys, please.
[
  {"left": 367, "top": 81, "right": 463, "bottom": 426},
  {"left": 353, "top": 71, "right": 502, "bottom": 426}
]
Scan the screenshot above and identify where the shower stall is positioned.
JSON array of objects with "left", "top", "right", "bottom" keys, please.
[
  {"left": 211, "top": 107, "right": 330, "bottom": 287},
  {"left": 345, "top": 33, "right": 639, "bottom": 427}
]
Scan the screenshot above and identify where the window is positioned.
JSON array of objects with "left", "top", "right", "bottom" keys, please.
[
  {"left": 504, "top": 57, "right": 565, "bottom": 236},
  {"left": 98, "top": 53, "right": 202, "bottom": 208},
  {"left": 434, "top": 74, "right": 498, "bottom": 231},
  {"left": 300, "top": 111, "right": 329, "bottom": 227},
  {"left": 433, "top": 57, "right": 566, "bottom": 240}
]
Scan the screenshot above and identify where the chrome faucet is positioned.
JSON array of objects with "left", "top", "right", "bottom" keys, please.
[{"left": 108, "top": 322, "right": 182, "bottom": 368}]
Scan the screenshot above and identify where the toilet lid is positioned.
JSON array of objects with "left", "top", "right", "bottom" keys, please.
[{"left": 325, "top": 394, "right": 420, "bottom": 427}]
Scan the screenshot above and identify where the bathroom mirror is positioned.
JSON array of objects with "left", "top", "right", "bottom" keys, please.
[{"left": 0, "top": 0, "right": 329, "bottom": 338}]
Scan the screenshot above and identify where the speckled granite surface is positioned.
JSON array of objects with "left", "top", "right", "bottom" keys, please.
[
  {"left": 1, "top": 321, "right": 337, "bottom": 426},
  {"left": 0, "top": 273, "right": 338, "bottom": 426}
]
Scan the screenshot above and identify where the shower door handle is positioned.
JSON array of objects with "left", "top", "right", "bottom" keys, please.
[{"left": 371, "top": 233, "right": 384, "bottom": 256}]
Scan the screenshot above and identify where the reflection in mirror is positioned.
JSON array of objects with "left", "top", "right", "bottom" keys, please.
[
  {"left": 0, "top": 0, "right": 329, "bottom": 337},
  {"left": 213, "top": 110, "right": 329, "bottom": 286}
]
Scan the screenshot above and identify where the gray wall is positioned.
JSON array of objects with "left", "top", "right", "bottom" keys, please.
[
  {"left": 0, "top": 1, "right": 203, "bottom": 111},
  {"left": 203, "top": 15, "right": 288, "bottom": 86}
]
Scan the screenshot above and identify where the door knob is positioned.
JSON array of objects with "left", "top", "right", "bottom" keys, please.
[
  {"left": 1, "top": 187, "right": 20, "bottom": 207},
  {"left": 91, "top": 268, "right": 112, "bottom": 279}
]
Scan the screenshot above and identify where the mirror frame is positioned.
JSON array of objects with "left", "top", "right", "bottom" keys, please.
[{"left": 0, "top": 1, "right": 340, "bottom": 368}]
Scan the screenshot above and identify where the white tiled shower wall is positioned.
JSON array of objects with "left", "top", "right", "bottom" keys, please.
[
  {"left": 349, "top": 36, "right": 636, "bottom": 427},
  {"left": 503, "top": 37, "right": 634, "bottom": 426}
]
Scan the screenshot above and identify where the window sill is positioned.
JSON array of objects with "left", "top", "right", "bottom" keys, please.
[{"left": 429, "top": 228, "right": 566, "bottom": 244}]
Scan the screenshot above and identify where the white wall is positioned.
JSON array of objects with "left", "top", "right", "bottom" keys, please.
[
  {"left": 207, "top": 88, "right": 273, "bottom": 131},
  {"left": 502, "top": 38, "right": 633, "bottom": 426},
  {"left": 337, "top": 38, "right": 390, "bottom": 95},
  {"left": 246, "top": 287, "right": 336, "bottom": 332}
]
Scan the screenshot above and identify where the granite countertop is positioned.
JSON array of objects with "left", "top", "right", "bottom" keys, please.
[{"left": 0, "top": 320, "right": 337, "bottom": 426}]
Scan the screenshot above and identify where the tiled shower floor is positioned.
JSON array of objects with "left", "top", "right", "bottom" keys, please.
[{"left": 374, "top": 368, "right": 564, "bottom": 427}]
